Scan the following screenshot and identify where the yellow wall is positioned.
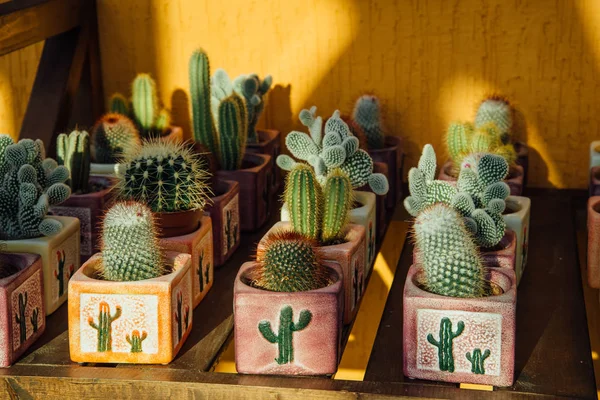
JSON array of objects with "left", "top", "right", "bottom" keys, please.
[{"left": 92, "top": 0, "right": 600, "bottom": 188}]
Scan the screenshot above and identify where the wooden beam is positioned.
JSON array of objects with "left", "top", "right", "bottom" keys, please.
[{"left": 0, "top": 0, "right": 83, "bottom": 56}]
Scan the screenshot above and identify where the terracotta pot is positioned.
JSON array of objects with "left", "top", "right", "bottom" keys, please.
[
  {"left": 357, "top": 162, "right": 388, "bottom": 243},
  {"left": 368, "top": 136, "right": 403, "bottom": 210},
  {"left": 261, "top": 221, "right": 366, "bottom": 325},
  {"left": 0, "top": 253, "right": 45, "bottom": 367},
  {"left": 503, "top": 196, "right": 531, "bottom": 284},
  {"left": 587, "top": 197, "right": 600, "bottom": 288},
  {"left": 204, "top": 180, "right": 240, "bottom": 267},
  {"left": 403, "top": 264, "right": 516, "bottom": 387},
  {"left": 246, "top": 129, "right": 282, "bottom": 195},
  {"left": 438, "top": 160, "right": 524, "bottom": 196},
  {"left": 216, "top": 153, "right": 272, "bottom": 232},
  {"left": 155, "top": 209, "right": 203, "bottom": 238},
  {"left": 4, "top": 216, "right": 80, "bottom": 316},
  {"left": 160, "top": 216, "right": 213, "bottom": 308},
  {"left": 68, "top": 252, "right": 193, "bottom": 364},
  {"left": 590, "top": 166, "right": 600, "bottom": 197},
  {"left": 49, "top": 176, "right": 116, "bottom": 262},
  {"left": 514, "top": 141, "right": 528, "bottom": 186},
  {"left": 234, "top": 261, "right": 343, "bottom": 375}
]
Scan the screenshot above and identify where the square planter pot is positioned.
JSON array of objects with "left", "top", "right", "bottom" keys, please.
[
  {"left": 246, "top": 129, "right": 282, "bottom": 195},
  {"left": 438, "top": 160, "right": 524, "bottom": 196},
  {"left": 0, "top": 253, "right": 46, "bottom": 367},
  {"left": 587, "top": 196, "right": 600, "bottom": 288},
  {"left": 261, "top": 221, "right": 366, "bottom": 325},
  {"left": 216, "top": 153, "right": 272, "bottom": 232},
  {"left": 590, "top": 166, "right": 600, "bottom": 197},
  {"left": 357, "top": 162, "right": 388, "bottom": 243},
  {"left": 204, "top": 180, "right": 240, "bottom": 268},
  {"left": 49, "top": 176, "right": 116, "bottom": 262},
  {"left": 403, "top": 264, "right": 516, "bottom": 387},
  {"left": 68, "top": 252, "right": 193, "bottom": 364},
  {"left": 160, "top": 216, "right": 213, "bottom": 308},
  {"left": 234, "top": 261, "right": 344, "bottom": 375},
  {"left": 4, "top": 216, "right": 81, "bottom": 316},
  {"left": 503, "top": 196, "right": 531, "bottom": 284},
  {"left": 368, "top": 135, "right": 403, "bottom": 210},
  {"left": 514, "top": 141, "right": 528, "bottom": 187}
]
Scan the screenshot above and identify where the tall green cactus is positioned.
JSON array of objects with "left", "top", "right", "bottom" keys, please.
[
  {"left": 351, "top": 94, "right": 385, "bottom": 149},
  {"left": 88, "top": 301, "right": 122, "bottom": 352},
  {"left": 57, "top": 130, "right": 90, "bottom": 194},
  {"left": 92, "top": 113, "right": 141, "bottom": 164},
  {"left": 126, "top": 330, "right": 147, "bottom": 353},
  {"left": 189, "top": 49, "right": 218, "bottom": 155},
  {"left": 427, "top": 318, "right": 465, "bottom": 372},
  {"left": 130, "top": 74, "right": 171, "bottom": 138},
  {"left": 15, "top": 292, "right": 27, "bottom": 345},
  {"left": 258, "top": 305, "right": 312, "bottom": 365},
  {"left": 466, "top": 348, "right": 491, "bottom": 374},
  {"left": 233, "top": 73, "right": 273, "bottom": 143}
]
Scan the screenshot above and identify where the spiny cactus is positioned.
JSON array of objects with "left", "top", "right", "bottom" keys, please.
[
  {"left": 57, "top": 130, "right": 91, "bottom": 194},
  {"left": 99, "top": 202, "right": 164, "bottom": 281},
  {"left": 117, "top": 140, "right": 210, "bottom": 213},
  {"left": 427, "top": 317, "right": 464, "bottom": 372},
  {"left": 474, "top": 96, "right": 513, "bottom": 143},
  {"left": 233, "top": 73, "right": 273, "bottom": 143},
  {"left": 126, "top": 330, "right": 147, "bottom": 353},
  {"left": 352, "top": 94, "right": 385, "bottom": 149},
  {"left": 92, "top": 113, "right": 141, "bottom": 164},
  {"left": 88, "top": 301, "right": 122, "bottom": 352},
  {"left": 252, "top": 230, "right": 330, "bottom": 292},
  {"left": 259, "top": 305, "right": 312, "bottom": 365},
  {"left": 0, "top": 136, "right": 71, "bottom": 240},
  {"left": 189, "top": 49, "right": 218, "bottom": 156},
  {"left": 110, "top": 93, "right": 129, "bottom": 116}
]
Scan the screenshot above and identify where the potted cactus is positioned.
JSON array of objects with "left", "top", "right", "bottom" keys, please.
[
  {"left": 0, "top": 135, "right": 80, "bottom": 315},
  {"left": 351, "top": 94, "right": 404, "bottom": 210},
  {"left": 264, "top": 164, "right": 365, "bottom": 324},
  {"left": 234, "top": 230, "right": 343, "bottom": 375},
  {"left": 0, "top": 250, "right": 46, "bottom": 367},
  {"left": 90, "top": 113, "right": 141, "bottom": 177},
  {"left": 403, "top": 203, "right": 517, "bottom": 387},
  {"left": 277, "top": 108, "right": 388, "bottom": 272},
  {"left": 115, "top": 141, "right": 213, "bottom": 307},
  {"left": 189, "top": 49, "right": 272, "bottom": 232},
  {"left": 68, "top": 202, "right": 193, "bottom": 364},
  {"left": 50, "top": 130, "right": 116, "bottom": 262},
  {"left": 109, "top": 74, "right": 183, "bottom": 143}
]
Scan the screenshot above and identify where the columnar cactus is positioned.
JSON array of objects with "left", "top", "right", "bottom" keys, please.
[
  {"left": 427, "top": 317, "right": 465, "bottom": 372},
  {"left": 99, "top": 202, "right": 164, "bottom": 281},
  {"left": 474, "top": 96, "right": 513, "bottom": 143},
  {"left": 126, "top": 330, "right": 147, "bottom": 353},
  {"left": 15, "top": 292, "right": 27, "bottom": 345},
  {"left": 189, "top": 49, "right": 218, "bottom": 156},
  {"left": 351, "top": 94, "right": 385, "bottom": 150},
  {"left": 258, "top": 305, "right": 312, "bottom": 365},
  {"left": 88, "top": 301, "right": 122, "bottom": 352},
  {"left": 0, "top": 136, "right": 71, "bottom": 240},
  {"left": 321, "top": 168, "right": 353, "bottom": 243},
  {"left": 57, "top": 130, "right": 91, "bottom": 194},
  {"left": 91, "top": 113, "right": 141, "bottom": 164},
  {"left": 233, "top": 73, "right": 273, "bottom": 143},
  {"left": 466, "top": 348, "right": 491, "bottom": 374},
  {"left": 117, "top": 140, "right": 210, "bottom": 213}
]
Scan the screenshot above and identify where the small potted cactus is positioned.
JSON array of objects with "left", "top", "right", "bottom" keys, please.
[
  {"left": 0, "top": 250, "right": 46, "bottom": 367},
  {"left": 264, "top": 164, "right": 365, "bottom": 324},
  {"left": 90, "top": 113, "right": 141, "bottom": 177},
  {"left": 277, "top": 108, "right": 388, "bottom": 272},
  {"left": 116, "top": 141, "right": 213, "bottom": 307},
  {"left": 109, "top": 74, "right": 183, "bottom": 143},
  {"left": 234, "top": 231, "right": 343, "bottom": 375},
  {"left": 351, "top": 94, "right": 404, "bottom": 210},
  {"left": 189, "top": 49, "right": 272, "bottom": 232},
  {"left": 68, "top": 202, "right": 193, "bottom": 364},
  {"left": 0, "top": 135, "right": 80, "bottom": 315},
  {"left": 403, "top": 203, "right": 517, "bottom": 387},
  {"left": 50, "top": 130, "right": 116, "bottom": 261}
]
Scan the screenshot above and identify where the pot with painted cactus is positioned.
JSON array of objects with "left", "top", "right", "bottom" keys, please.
[
  {"left": 115, "top": 141, "right": 213, "bottom": 308},
  {"left": 50, "top": 130, "right": 116, "bottom": 262},
  {"left": 68, "top": 202, "right": 193, "bottom": 364},
  {"left": 403, "top": 203, "right": 517, "bottom": 387},
  {"left": 189, "top": 49, "right": 272, "bottom": 232},
  {"left": 0, "top": 135, "right": 81, "bottom": 316},
  {"left": 235, "top": 230, "right": 344, "bottom": 375},
  {"left": 264, "top": 164, "right": 365, "bottom": 324},
  {"left": 90, "top": 113, "right": 141, "bottom": 177}
]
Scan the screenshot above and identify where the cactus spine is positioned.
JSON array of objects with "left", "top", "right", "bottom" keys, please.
[
  {"left": 258, "top": 305, "right": 312, "bottom": 365},
  {"left": 427, "top": 318, "right": 464, "bottom": 373},
  {"left": 126, "top": 330, "right": 147, "bottom": 353},
  {"left": 92, "top": 113, "right": 141, "bottom": 164},
  {"left": 189, "top": 49, "right": 218, "bottom": 155},
  {"left": 466, "top": 348, "right": 491, "bottom": 374},
  {"left": 352, "top": 95, "right": 385, "bottom": 149},
  {"left": 88, "top": 301, "right": 122, "bottom": 352},
  {"left": 57, "top": 130, "right": 91, "bottom": 194},
  {"left": 15, "top": 292, "right": 27, "bottom": 345},
  {"left": 30, "top": 307, "right": 39, "bottom": 333}
]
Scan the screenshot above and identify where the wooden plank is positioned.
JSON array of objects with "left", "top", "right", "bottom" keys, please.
[
  {"left": 365, "top": 189, "right": 597, "bottom": 399},
  {"left": 0, "top": 0, "right": 83, "bottom": 56}
]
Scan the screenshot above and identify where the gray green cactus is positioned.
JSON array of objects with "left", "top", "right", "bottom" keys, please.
[
  {"left": 88, "top": 301, "right": 122, "bottom": 352},
  {"left": 30, "top": 307, "right": 39, "bottom": 333},
  {"left": 0, "top": 136, "right": 71, "bottom": 240},
  {"left": 57, "top": 130, "right": 90, "bottom": 194},
  {"left": 352, "top": 94, "right": 385, "bottom": 149},
  {"left": 466, "top": 348, "right": 491, "bottom": 374},
  {"left": 92, "top": 113, "right": 141, "bottom": 164},
  {"left": 233, "top": 73, "right": 273, "bottom": 143},
  {"left": 258, "top": 305, "right": 312, "bottom": 365},
  {"left": 99, "top": 202, "right": 164, "bottom": 281},
  {"left": 427, "top": 318, "right": 465, "bottom": 373},
  {"left": 15, "top": 292, "right": 27, "bottom": 345},
  {"left": 126, "top": 330, "right": 147, "bottom": 353}
]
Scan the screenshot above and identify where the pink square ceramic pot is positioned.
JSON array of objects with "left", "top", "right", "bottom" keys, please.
[
  {"left": 0, "top": 253, "right": 46, "bottom": 367},
  {"left": 234, "top": 261, "right": 343, "bottom": 375},
  {"left": 403, "top": 264, "right": 516, "bottom": 387}
]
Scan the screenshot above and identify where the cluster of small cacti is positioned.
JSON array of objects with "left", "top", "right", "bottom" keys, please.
[
  {"left": 109, "top": 74, "right": 171, "bottom": 139},
  {"left": 0, "top": 135, "right": 71, "bottom": 240},
  {"left": 91, "top": 113, "right": 141, "bottom": 164},
  {"left": 57, "top": 130, "right": 91, "bottom": 194},
  {"left": 277, "top": 108, "right": 389, "bottom": 195},
  {"left": 116, "top": 140, "right": 210, "bottom": 213},
  {"left": 351, "top": 95, "right": 386, "bottom": 150}
]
